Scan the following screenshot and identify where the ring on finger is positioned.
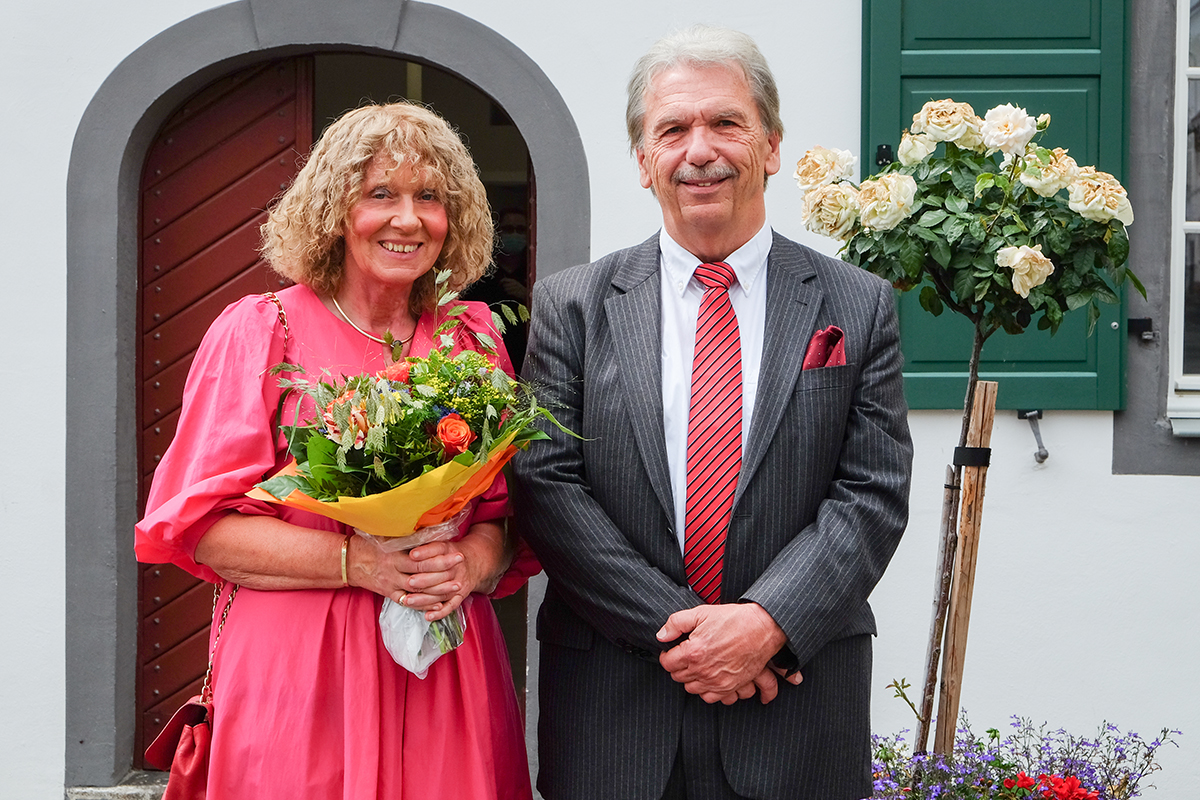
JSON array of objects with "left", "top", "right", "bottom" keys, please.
[{"left": 397, "top": 591, "right": 408, "bottom": 605}]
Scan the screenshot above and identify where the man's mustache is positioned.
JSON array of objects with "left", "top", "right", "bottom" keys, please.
[{"left": 672, "top": 164, "right": 738, "bottom": 184}]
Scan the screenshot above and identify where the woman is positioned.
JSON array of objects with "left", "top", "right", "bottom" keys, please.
[{"left": 136, "top": 102, "right": 536, "bottom": 800}]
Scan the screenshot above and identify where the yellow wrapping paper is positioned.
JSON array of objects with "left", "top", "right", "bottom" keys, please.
[{"left": 246, "top": 431, "right": 520, "bottom": 537}]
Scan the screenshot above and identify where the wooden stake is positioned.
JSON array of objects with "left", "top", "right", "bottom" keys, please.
[
  {"left": 915, "top": 464, "right": 959, "bottom": 753},
  {"left": 933, "top": 380, "right": 998, "bottom": 755}
]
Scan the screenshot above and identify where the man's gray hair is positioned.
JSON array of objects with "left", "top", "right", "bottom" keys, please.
[{"left": 625, "top": 24, "right": 784, "bottom": 153}]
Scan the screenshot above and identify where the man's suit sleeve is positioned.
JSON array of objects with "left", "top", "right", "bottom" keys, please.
[
  {"left": 740, "top": 276, "right": 913, "bottom": 669},
  {"left": 512, "top": 277, "right": 700, "bottom": 656}
]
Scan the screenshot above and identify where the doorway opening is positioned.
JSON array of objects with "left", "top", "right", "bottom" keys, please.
[{"left": 135, "top": 51, "right": 534, "bottom": 767}]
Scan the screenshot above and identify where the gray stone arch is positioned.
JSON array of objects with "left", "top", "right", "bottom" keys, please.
[{"left": 65, "top": 0, "right": 588, "bottom": 785}]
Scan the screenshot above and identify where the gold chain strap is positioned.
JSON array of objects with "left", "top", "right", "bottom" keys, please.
[
  {"left": 200, "top": 582, "right": 239, "bottom": 704},
  {"left": 263, "top": 291, "right": 290, "bottom": 348}
]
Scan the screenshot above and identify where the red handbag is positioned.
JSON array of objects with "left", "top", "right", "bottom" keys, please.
[{"left": 144, "top": 583, "right": 238, "bottom": 798}]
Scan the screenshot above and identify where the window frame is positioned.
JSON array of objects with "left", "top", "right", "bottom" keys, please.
[{"left": 1169, "top": 0, "right": 1200, "bottom": 435}]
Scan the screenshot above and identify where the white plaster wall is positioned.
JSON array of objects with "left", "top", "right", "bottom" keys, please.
[
  {"left": 874, "top": 412, "right": 1200, "bottom": 796},
  {"left": 0, "top": 2, "right": 229, "bottom": 797},
  {"left": 1, "top": 0, "right": 1195, "bottom": 796}
]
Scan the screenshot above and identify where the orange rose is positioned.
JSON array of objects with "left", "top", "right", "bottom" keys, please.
[
  {"left": 436, "top": 413, "right": 476, "bottom": 457},
  {"left": 378, "top": 360, "right": 411, "bottom": 382}
]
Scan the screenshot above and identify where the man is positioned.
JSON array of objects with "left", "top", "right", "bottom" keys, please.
[{"left": 513, "top": 25, "right": 912, "bottom": 800}]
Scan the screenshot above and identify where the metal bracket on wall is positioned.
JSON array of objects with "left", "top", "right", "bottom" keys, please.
[
  {"left": 1127, "top": 317, "right": 1156, "bottom": 342},
  {"left": 1016, "top": 409, "right": 1049, "bottom": 463}
]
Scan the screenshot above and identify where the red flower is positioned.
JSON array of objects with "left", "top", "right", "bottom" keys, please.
[
  {"left": 1004, "top": 778, "right": 1017, "bottom": 789},
  {"left": 1039, "top": 774, "right": 1098, "bottom": 800},
  {"left": 437, "top": 413, "right": 476, "bottom": 457},
  {"left": 378, "top": 360, "right": 411, "bottom": 382},
  {"left": 1017, "top": 772, "right": 1036, "bottom": 789}
]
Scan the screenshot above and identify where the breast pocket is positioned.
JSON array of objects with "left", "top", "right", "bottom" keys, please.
[
  {"left": 784, "top": 363, "right": 856, "bottom": 465},
  {"left": 793, "top": 362, "right": 856, "bottom": 393}
]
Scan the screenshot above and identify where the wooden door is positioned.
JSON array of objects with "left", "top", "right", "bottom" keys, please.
[
  {"left": 136, "top": 57, "right": 312, "bottom": 766},
  {"left": 862, "top": 0, "right": 1127, "bottom": 409}
]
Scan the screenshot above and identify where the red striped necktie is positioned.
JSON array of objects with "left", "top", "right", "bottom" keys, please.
[{"left": 683, "top": 261, "right": 742, "bottom": 604}]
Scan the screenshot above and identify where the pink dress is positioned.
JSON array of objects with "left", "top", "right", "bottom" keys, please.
[{"left": 136, "top": 284, "right": 537, "bottom": 800}]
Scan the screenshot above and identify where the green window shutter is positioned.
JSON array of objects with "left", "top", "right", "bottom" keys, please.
[{"left": 862, "top": 0, "right": 1128, "bottom": 410}]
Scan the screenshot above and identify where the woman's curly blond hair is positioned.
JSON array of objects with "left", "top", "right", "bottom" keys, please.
[{"left": 261, "top": 102, "right": 493, "bottom": 315}]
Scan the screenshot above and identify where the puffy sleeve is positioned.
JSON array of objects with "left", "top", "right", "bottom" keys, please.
[
  {"left": 451, "top": 301, "right": 541, "bottom": 598},
  {"left": 135, "top": 295, "right": 290, "bottom": 582}
]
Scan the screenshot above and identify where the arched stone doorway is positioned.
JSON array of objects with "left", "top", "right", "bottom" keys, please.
[{"left": 66, "top": 0, "right": 588, "bottom": 786}]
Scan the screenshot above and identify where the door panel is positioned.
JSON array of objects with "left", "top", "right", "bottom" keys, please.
[{"left": 136, "top": 58, "right": 312, "bottom": 766}]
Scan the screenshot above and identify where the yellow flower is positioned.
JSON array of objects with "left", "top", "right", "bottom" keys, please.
[
  {"left": 857, "top": 173, "right": 917, "bottom": 232},
  {"left": 911, "top": 99, "right": 979, "bottom": 143},
  {"left": 801, "top": 182, "right": 860, "bottom": 240},
  {"left": 1019, "top": 148, "right": 1079, "bottom": 198},
  {"left": 1068, "top": 167, "right": 1134, "bottom": 225},
  {"left": 996, "top": 244, "right": 1054, "bottom": 297},
  {"left": 793, "top": 146, "right": 857, "bottom": 194}
]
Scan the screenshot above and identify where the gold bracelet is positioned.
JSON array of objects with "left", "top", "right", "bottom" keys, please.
[{"left": 340, "top": 535, "right": 351, "bottom": 588}]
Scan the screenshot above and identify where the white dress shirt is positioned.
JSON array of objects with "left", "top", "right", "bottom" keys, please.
[{"left": 660, "top": 222, "right": 771, "bottom": 553}]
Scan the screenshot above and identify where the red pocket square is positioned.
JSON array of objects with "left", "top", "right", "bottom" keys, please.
[{"left": 802, "top": 325, "right": 846, "bottom": 370}]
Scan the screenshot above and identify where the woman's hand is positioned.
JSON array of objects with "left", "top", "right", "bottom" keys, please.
[{"left": 348, "top": 521, "right": 514, "bottom": 620}]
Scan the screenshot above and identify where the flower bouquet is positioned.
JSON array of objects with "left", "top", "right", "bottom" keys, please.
[
  {"left": 869, "top": 686, "right": 1179, "bottom": 800},
  {"left": 248, "top": 279, "right": 564, "bottom": 675},
  {"left": 795, "top": 100, "right": 1147, "bottom": 751}
]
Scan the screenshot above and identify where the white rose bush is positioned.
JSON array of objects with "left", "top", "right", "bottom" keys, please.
[
  {"left": 799, "top": 100, "right": 1150, "bottom": 760},
  {"left": 796, "top": 99, "right": 1144, "bottom": 370}
]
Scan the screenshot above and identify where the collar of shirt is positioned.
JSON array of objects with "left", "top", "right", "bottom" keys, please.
[{"left": 658, "top": 221, "right": 772, "bottom": 299}]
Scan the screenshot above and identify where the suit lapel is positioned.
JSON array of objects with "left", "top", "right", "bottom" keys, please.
[
  {"left": 737, "top": 233, "right": 824, "bottom": 504},
  {"left": 604, "top": 238, "right": 677, "bottom": 526}
]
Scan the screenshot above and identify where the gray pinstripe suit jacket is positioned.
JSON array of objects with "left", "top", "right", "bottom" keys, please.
[{"left": 512, "top": 232, "right": 913, "bottom": 800}]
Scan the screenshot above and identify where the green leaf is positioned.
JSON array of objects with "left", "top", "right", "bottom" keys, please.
[
  {"left": 1072, "top": 246, "right": 1098, "bottom": 273},
  {"left": 941, "top": 217, "right": 967, "bottom": 244},
  {"left": 1107, "top": 225, "right": 1130, "bottom": 266},
  {"left": 306, "top": 433, "right": 339, "bottom": 465},
  {"left": 500, "top": 302, "right": 520, "bottom": 325},
  {"left": 974, "top": 278, "right": 992, "bottom": 302},
  {"left": 1086, "top": 302, "right": 1101, "bottom": 336},
  {"left": 919, "top": 286, "right": 944, "bottom": 316},
  {"left": 945, "top": 194, "right": 969, "bottom": 215},
  {"left": 1045, "top": 224, "right": 1072, "bottom": 255},
  {"left": 898, "top": 236, "right": 924, "bottom": 278},
  {"left": 268, "top": 362, "right": 307, "bottom": 376},
  {"left": 917, "top": 209, "right": 949, "bottom": 228},
  {"left": 255, "top": 473, "right": 312, "bottom": 500},
  {"left": 909, "top": 225, "right": 940, "bottom": 243},
  {"left": 1126, "top": 268, "right": 1147, "bottom": 299},
  {"left": 474, "top": 331, "right": 498, "bottom": 351},
  {"left": 931, "top": 238, "right": 951, "bottom": 268},
  {"left": 414, "top": 384, "right": 438, "bottom": 397},
  {"left": 1093, "top": 284, "right": 1120, "bottom": 305},
  {"left": 973, "top": 174, "right": 996, "bottom": 197},
  {"left": 517, "top": 304, "right": 531, "bottom": 322},
  {"left": 953, "top": 268, "right": 976, "bottom": 302},
  {"left": 1065, "top": 290, "right": 1094, "bottom": 311}
]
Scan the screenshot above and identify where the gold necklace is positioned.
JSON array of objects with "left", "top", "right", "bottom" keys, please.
[{"left": 332, "top": 295, "right": 415, "bottom": 347}]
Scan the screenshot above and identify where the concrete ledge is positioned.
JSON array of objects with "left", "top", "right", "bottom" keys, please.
[{"left": 66, "top": 772, "right": 166, "bottom": 800}]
